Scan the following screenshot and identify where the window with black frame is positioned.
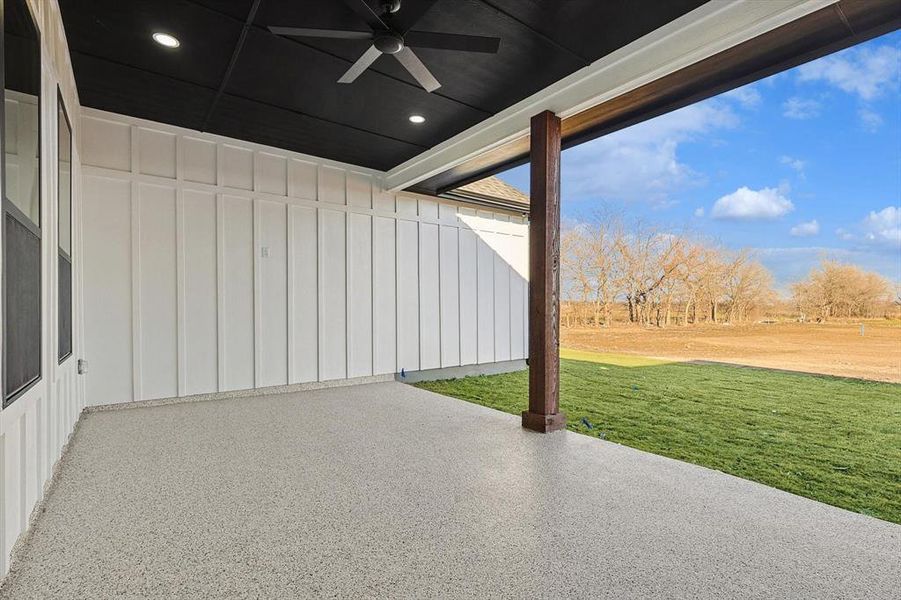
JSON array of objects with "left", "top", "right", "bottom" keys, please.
[
  {"left": 3, "top": 0, "right": 42, "bottom": 405},
  {"left": 58, "top": 94, "right": 72, "bottom": 363}
]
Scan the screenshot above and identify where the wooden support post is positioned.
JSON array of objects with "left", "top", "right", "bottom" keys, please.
[{"left": 522, "top": 110, "right": 566, "bottom": 433}]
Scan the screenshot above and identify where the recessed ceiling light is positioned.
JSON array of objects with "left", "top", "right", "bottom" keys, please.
[
  {"left": 409, "top": 114, "right": 426, "bottom": 124},
  {"left": 152, "top": 32, "right": 180, "bottom": 48}
]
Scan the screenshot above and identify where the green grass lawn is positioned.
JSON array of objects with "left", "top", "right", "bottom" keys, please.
[{"left": 415, "top": 349, "right": 901, "bottom": 524}]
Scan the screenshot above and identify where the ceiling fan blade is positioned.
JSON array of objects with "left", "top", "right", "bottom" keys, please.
[
  {"left": 341, "top": 0, "right": 388, "bottom": 31},
  {"left": 338, "top": 45, "right": 382, "bottom": 84},
  {"left": 394, "top": 47, "right": 440, "bottom": 92},
  {"left": 268, "top": 26, "right": 373, "bottom": 40},
  {"left": 405, "top": 31, "right": 500, "bottom": 53}
]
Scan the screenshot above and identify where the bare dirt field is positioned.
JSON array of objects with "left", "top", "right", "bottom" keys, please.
[{"left": 561, "top": 321, "right": 901, "bottom": 383}]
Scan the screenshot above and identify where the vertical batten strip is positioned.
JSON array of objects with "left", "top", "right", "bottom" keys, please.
[
  {"left": 416, "top": 217, "right": 422, "bottom": 370},
  {"left": 313, "top": 206, "right": 320, "bottom": 381},
  {"left": 26, "top": 399, "right": 36, "bottom": 523},
  {"left": 394, "top": 216, "right": 400, "bottom": 374},
  {"left": 175, "top": 134, "right": 187, "bottom": 396},
  {"left": 282, "top": 202, "right": 289, "bottom": 383},
  {"left": 523, "top": 225, "right": 528, "bottom": 360},
  {"left": 215, "top": 194, "right": 227, "bottom": 392},
  {"left": 175, "top": 189, "right": 186, "bottom": 397},
  {"left": 316, "top": 208, "right": 325, "bottom": 382},
  {"left": 505, "top": 234, "right": 512, "bottom": 360},
  {"left": 345, "top": 199, "right": 352, "bottom": 379},
  {"left": 130, "top": 126, "right": 142, "bottom": 402},
  {"left": 35, "top": 399, "right": 43, "bottom": 495},
  {"left": 130, "top": 180, "right": 142, "bottom": 402},
  {"left": 474, "top": 223, "right": 480, "bottom": 366},
  {"left": 18, "top": 417, "right": 26, "bottom": 532},
  {"left": 492, "top": 228, "right": 497, "bottom": 363},
  {"left": 372, "top": 207, "right": 379, "bottom": 374},
  {"left": 286, "top": 206, "right": 296, "bottom": 384},
  {"left": 456, "top": 212, "right": 463, "bottom": 366},
  {"left": 45, "top": 391, "right": 52, "bottom": 487},
  {"left": 252, "top": 199, "right": 262, "bottom": 388},
  {"left": 363, "top": 178, "right": 374, "bottom": 378},
  {"left": 370, "top": 209, "right": 376, "bottom": 376},
  {"left": 437, "top": 217, "right": 442, "bottom": 368}
]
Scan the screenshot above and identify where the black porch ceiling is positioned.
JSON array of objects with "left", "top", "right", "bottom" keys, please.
[{"left": 59, "top": 0, "right": 707, "bottom": 172}]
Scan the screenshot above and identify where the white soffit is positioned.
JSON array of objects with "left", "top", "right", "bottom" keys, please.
[{"left": 383, "top": 0, "right": 837, "bottom": 192}]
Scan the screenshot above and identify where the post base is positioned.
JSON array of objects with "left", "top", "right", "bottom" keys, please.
[{"left": 521, "top": 411, "right": 567, "bottom": 433}]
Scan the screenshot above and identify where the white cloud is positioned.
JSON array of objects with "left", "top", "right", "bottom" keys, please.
[
  {"left": 711, "top": 186, "right": 794, "bottom": 220},
  {"left": 797, "top": 44, "right": 901, "bottom": 101},
  {"left": 790, "top": 219, "right": 819, "bottom": 237},
  {"left": 858, "top": 107, "right": 884, "bottom": 132},
  {"left": 835, "top": 206, "right": 901, "bottom": 250},
  {"left": 780, "top": 155, "right": 806, "bottom": 176},
  {"left": 782, "top": 97, "right": 821, "bottom": 119},
  {"left": 835, "top": 227, "right": 854, "bottom": 241},
  {"left": 562, "top": 100, "right": 738, "bottom": 204},
  {"left": 722, "top": 85, "right": 762, "bottom": 109},
  {"left": 694, "top": 207, "right": 705, "bottom": 218},
  {"left": 861, "top": 206, "right": 901, "bottom": 247}
]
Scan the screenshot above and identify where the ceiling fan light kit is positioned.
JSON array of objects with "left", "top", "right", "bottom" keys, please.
[{"left": 268, "top": 0, "right": 501, "bottom": 93}]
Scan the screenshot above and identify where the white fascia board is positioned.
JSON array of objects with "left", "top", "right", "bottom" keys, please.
[{"left": 383, "top": 0, "right": 837, "bottom": 192}]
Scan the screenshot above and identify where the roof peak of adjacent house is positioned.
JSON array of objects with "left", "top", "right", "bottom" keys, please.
[{"left": 452, "top": 176, "right": 529, "bottom": 210}]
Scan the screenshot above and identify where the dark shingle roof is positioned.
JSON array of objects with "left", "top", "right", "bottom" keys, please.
[{"left": 456, "top": 176, "right": 528, "bottom": 207}]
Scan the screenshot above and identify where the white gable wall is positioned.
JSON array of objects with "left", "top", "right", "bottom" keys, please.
[{"left": 80, "top": 108, "right": 529, "bottom": 406}]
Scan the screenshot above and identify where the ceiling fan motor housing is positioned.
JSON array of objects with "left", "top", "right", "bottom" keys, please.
[
  {"left": 374, "top": 32, "right": 404, "bottom": 54},
  {"left": 268, "top": 0, "right": 500, "bottom": 92}
]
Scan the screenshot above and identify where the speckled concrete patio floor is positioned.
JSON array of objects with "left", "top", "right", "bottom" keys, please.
[{"left": 1, "top": 381, "right": 898, "bottom": 599}]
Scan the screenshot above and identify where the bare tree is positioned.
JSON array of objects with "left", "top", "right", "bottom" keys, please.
[
  {"left": 698, "top": 248, "right": 727, "bottom": 323},
  {"left": 793, "top": 260, "right": 893, "bottom": 320},
  {"left": 722, "top": 251, "right": 774, "bottom": 323},
  {"left": 558, "top": 217, "right": 798, "bottom": 329},
  {"left": 560, "top": 224, "right": 592, "bottom": 326},
  {"left": 616, "top": 222, "right": 690, "bottom": 326},
  {"left": 585, "top": 211, "right": 623, "bottom": 327},
  {"left": 676, "top": 242, "right": 709, "bottom": 325}
]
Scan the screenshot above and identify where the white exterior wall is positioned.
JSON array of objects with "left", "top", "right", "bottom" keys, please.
[
  {"left": 0, "top": 0, "right": 83, "bottom": 577},
  {"left": 80, "top": 109, "right": 529, "bottom": 406}
]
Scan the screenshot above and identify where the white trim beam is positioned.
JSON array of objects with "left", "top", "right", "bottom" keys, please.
[{"left": 382, "top": 0, "right": 836, "bottom": 192}]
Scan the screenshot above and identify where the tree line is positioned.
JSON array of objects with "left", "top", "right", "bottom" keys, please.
[
  {"left": 560, "top": 214, "right": 895, "bottom": 328},
  {"left": 791, "top": 260, "right": 895, "bottom": 320}
]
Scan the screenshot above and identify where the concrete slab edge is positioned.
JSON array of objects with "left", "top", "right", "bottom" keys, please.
[{"left": 396, "top": 359, "right": 527, "bottom": 383}]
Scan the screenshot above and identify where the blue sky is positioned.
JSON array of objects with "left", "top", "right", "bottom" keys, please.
[{"left": 497, "top": 31, "right": 901, "bottom": 293}]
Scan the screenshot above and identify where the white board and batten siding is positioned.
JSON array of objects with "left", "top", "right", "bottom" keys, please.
[
  {"left": 0, "top": 0, "right": 84, "bottom": 577},
  {"left": 81, "top": 108, "right": 529, "bottom": 407}
]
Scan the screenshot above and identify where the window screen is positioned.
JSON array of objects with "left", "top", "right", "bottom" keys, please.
[{"left": 3, "top": 0, "right": 42, "bottom": 404}]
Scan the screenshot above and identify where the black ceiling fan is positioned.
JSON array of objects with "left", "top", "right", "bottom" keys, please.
[{"left": 268, "top": 0, "right": 500, "bottom": 92}]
